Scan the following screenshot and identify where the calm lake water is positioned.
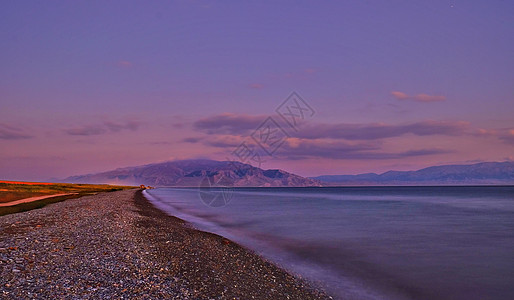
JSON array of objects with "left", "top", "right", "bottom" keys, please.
[{"left": 144, "top": 186, "right": 514, "bottom": 300}]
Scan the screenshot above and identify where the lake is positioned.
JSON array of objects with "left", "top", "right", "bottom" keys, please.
[{"left": 144, "top": 186, "right": 514, "bottom": 299}]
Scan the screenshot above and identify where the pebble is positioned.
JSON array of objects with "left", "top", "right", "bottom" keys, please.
[{"left": 0, "top": 190, "right": 330, "bottom": 299}]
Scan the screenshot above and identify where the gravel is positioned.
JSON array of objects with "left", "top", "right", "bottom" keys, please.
[{"left": 0, "top": 189, "right": 331, "bottom": 299}]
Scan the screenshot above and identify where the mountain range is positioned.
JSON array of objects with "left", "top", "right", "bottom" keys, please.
[
  {"left": 311, "top": 161, "right": 514, "bottom": 185},
  {"left": 64, "top": 160, "right": 514, "bottom": 187},
  {"left": 64, "top": 159, "right": 322, "bottom": 187}
]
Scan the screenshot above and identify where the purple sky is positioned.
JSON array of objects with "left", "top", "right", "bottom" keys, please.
[{"left": 1, "top": 1, "right": 513, "bottom": 181}]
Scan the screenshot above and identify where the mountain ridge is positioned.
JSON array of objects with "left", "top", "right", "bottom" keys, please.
[
  {"left": 311, "top": 161, "right": 514, "bottom": 185},
  {"left": 63, "top": 160, "right": 514, "bottom": 187},
  {"left": 63, "top": 159, "right": 322, "bottom": 187}
]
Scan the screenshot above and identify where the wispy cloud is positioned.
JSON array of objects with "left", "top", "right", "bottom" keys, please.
[
  {"left": 65, "top": 126, "right": 106, "bottom": 136},
  {"left": 116, "top": 60, "right": 133, "bottom": 68},
  {"left": 183, "top": 135, "right": 245, "bottom": 148},
  {"left": 190, "top": 113, "right": 509, "bottom": 161},
  {"left": 187, "top": 133, "right": 451, "bottom": 161},
  {"left": 499, "top": 129, "right": 514, "bottom": 145},
  {"left": 65, "top": 121, "right": 141, "bottom": 136},
  {"left": 503, "top": 129, "right": 514, "bottom": 143},
  {"left": 391, "top": 91, "right": 446, "bottom": 102},
  {"left": 182, "top": 137, "right": 202, "bottom": 143},
  {"left": 204, "top": 135, "right": 246, "bottom": 148},
  {"left": 277, "top": 138, "right": 450, "bottom": 160},
  {"left": 193, "top": 113, "right": 266, "bottom": 135},
  {"left": 249, "top": 83, "right": 264, "bottom": 89},
  {"left": 104, "top": 121, "right": 140, "bottom": 132},
  {"left": 296, "top": 120, "right": 469, "bottom": 140},
  {"left": 194, "top": 114, "right": 469, "bottom": 140},
  {"left": 277, "top": 139, "right": 378, "bottom": 159},
  {"left": 474, "top": 127, "right": 514, "bottom": 145},
  {"left": 0, "top": 123, "right": 33, "bottom": 140}
]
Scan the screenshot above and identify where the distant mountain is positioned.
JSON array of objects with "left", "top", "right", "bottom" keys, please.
[
  {"left": 312, "top": 162, "right": 514, "bottom": 185},
  {"left": 64, "top": 159, "right": 322, "bottom": 187}
]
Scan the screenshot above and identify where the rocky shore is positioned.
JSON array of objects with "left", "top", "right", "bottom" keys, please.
[{"left": 0, "top": 189, "right": 330, "bottom": 299}]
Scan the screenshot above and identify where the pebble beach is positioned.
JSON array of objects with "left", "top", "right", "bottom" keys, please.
[{"left": 0, "top": 189, "right": 330, "bottom": 299}]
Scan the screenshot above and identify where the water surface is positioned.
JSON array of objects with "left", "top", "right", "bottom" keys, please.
[{"left": 145, "top": 186, "right": 514, "bottom": 300}]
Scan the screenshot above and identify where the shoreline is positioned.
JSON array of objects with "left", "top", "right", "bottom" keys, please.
[
  {"left": 133, "top": 189, "right": 331, "bottom": 299},
  {"left": 0, "top": 189, "right": 330, "bottom": 299}
]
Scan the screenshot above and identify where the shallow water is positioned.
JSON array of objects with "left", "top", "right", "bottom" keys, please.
[{"left": 145, "top": 186, "right": 514, "bottom": 300}]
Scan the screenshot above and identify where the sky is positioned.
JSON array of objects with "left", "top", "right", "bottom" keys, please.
[{"left": 1, "top": 0, "right": 513, "bottom": 181}]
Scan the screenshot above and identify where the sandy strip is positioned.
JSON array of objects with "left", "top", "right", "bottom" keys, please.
[
  {"left": 0, "top": 193, "right": 78, "bottom": 207},
  {"left": 0, "top": 180, "right": 55, "bottom": 185},
  {"left": 0, "top": 189, "right": 330, "bottom": 299}
]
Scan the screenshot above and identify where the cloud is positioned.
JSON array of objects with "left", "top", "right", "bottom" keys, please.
[
  {"left": 65, "top": 121, "right": 141, "bottom": 136},
  {"left": 474, "top": 127, "right": 514, "bottom": 145},
  {"left": 193, "top": 113, "right": 266, "bottom": 135},
  {"left": 499, "top": 129, "right": 514, "bottom": 144},
  {"left": 391, "top": 91, "right": 446, "bottom": 102},
  {"left": 296, "top": 121, "right": 468, "bottom": 140},
  {"left": 390, "top": 91, "right": 410, "bottom": 100},
  {"left": 190, "top": 113, "right": 507, "bottom": 160},
  {"left": 205, "top": 135, "right": 247, "bottom": 148},
  {"left": 65, "top": 126, "right": 106, "bottom": 136},
  {"left": 0, "top": 123, "right": 33, "bottom": 140},
  {"left": 104, "top": 121, "right": 140, "bottom": 132},
  {"left": 149, "top": 141, "right": 174, "bottom": 146},
  {"left": 185, "top": 135, "right": 245, "bottom": 148},
  {"left": 182, "top": 137, "right": 202, "bottom": 143},
  {"left": 278, "top": 139, "right": 378, "bottom": 159},
  {"left": 276, "top": 138, "right": 451, "bottom": 160},
  {"left": 116, "top": 60, "right": 133, "bottom": 68},
  {"left": 249, "top": 83, "right": 263, "bottom": 89},
  {"left": 193, "top": 114, "right": 468, "bottom": 140},
  {"left": 474, "top": 128, "right": 497, "bottom": 136},
  {"left": 191, "top": 133, "right": 451, "bottom": 161},
  {"left": 188, "top": 134, "right": 378, "bottom": 159}
]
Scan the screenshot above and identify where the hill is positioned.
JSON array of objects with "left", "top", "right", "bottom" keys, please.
[
  {"left": 312, "top": 162, "right": 514, "bottom": 185},
  {"left": 64, "top": 159, "right": 322, "bottom": 187}
]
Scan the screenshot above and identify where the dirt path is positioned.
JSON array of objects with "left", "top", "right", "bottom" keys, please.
[{"left": 0, "top": 193, "right": 77, "bottom": 207}]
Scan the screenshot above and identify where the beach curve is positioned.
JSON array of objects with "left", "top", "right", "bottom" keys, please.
[{"left": 0, "top": 189, "right": 330, "bottom": 299}]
